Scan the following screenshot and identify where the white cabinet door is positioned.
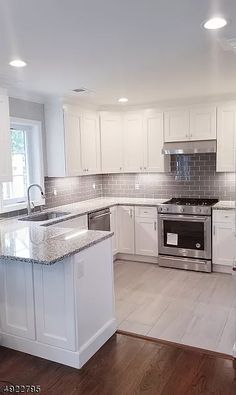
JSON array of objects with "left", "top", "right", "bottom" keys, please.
[
  {"left": 143, "top": 110, "right": 168, "bottom": 172},
  {"left": 190, "top": 106, "right": 216, "bottom": 140},
  {"left": 0, "top": 261, "right": 35, "bottom": 339},
  {"left": 64, "top": 108, "right": 82, "bottom": 176},
  {"left": 118, "top": 206, "right": 135, "bottom": 254},
  {"left": 34, "top": 259, "right": 76, "bottom": 350},
  {"left": 213, "top": 211, "right": 235, "bottom": 267},
  {"left": 123, "top": 113, "right": 144, "bottom": 172},
  {"left": 100, "top": 112, "right": 123, "bottom": 173},
  {"left": 110, "top": 206, "right": 118, "bottom": 255},
  {"left": 217, "top": 106, "right": 236, "bottom": 172},
  {"left": 81, "top": 111, "right": 101, "bottom": 175},
  {"left": 0, "top": 95, "right": 12, "bottom": 181},
  {"left": 164, "top": 109, "right": 190, "bottom": 142},
  {"left": 135, "top": 216, "right": 158, "bottom": 257}
]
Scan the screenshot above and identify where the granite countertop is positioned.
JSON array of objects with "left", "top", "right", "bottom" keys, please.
[
  {"left": 0, "top": 197, "right": 165, "bottom": 265},
  {"left": 0, "top": 221, "right": 113, "bottom": 265},
  {"left": 213, "top": 201, "right": 235, "bottom": 210}
]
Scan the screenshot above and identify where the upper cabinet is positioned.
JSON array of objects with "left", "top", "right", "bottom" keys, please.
[
  {"left": 63, "top": 107, "right": 82, "bottom": 176},
  {"left": 123, "top": 112, "right": 144, "bottom": 172},
  {"left": 45, "top": 103, "right": 101, "bottom": 177},
  {"left": 164, "top": 109, "right": 189, "bottom": 142},
  {"left": 143, "top": 110, "right": 168, "bottom": 172},
  {"left": 100, "top": 110, "right": 168, "bottom": 174},
  {"left": 81, "top": 111, "right": 100, "bottom": 174},
  {"left": 100, "top": 112, "right": 123, "bottom": 173},
  {"left": 217, "top": 105, "right": 236, "bottom": 172},
  {"left": 164, "top": 106, "right": 216, "bottom": 142},
  {"left": 0, "top": 94, "right": 12, "bottom": 182}
]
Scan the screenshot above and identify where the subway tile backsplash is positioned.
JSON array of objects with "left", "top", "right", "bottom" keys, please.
[
  {"left": 2, "top": 153, "right": 234, "bottom": 218},
  {"left": 44, "top": 175, "right": 103, "bottom": 208},
  {"left": 102, "top": 154, "right": 235, "bottom": 201}
]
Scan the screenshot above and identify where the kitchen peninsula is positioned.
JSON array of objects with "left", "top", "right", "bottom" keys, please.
[{"left": 0, "top": 219, "right": 115, "bottom": 369}]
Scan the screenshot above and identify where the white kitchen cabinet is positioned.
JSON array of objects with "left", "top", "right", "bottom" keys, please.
[
  {"left": 0, "top": 94, "right": 12, "bottom": 182},
  {"left": 110, "top": 206, "right": 118, "bottom": 255},
  {"left": 213, "top": 210, "right": 235, "bottom": 270},
  {"left": 135, "top": 207, "right": 158, "bottom": 257},
  {"left": 164, "top": 109, "right": 190, "bottom": 142},
  {"left": 81, "top": 111, "right": 101, "bottom": 174},
  {"left": 190, "top": 106, "right": 216, "bottom": 140},
  {"left": 45, "top": 103, "right": 82, "bottom": 177},
  {"left": 64, "top": 107, "right": 83, "bottom": 176},
  {"left": 143, "top": 110, "right": 168, "bottom": 172},
  {"left": 123, "top": 112, "right": 144, "bottom": 172},
  {"left": 100, "top": 112, "right": 123, "bottom": 173},
  {"left": 34, "top": 259, "right": 76, "bottom": 350},
  {"left": 118, "top": 206, "right": 135, "bottom": 254},
  {"left": 0, "top": 261, "right": 35, "bottom": 340},
  {"left": 217, "top": 105, "right": 236, "bottom": 172},
  {"left": 164, "top": 106, "right": 216, "bottom": 142}
]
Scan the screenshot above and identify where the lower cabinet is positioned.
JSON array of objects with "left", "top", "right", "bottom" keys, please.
[
  {"left": 135, "top": 207, "right": 158, "bottom": 256},
  {"left": 33, "top": 260, "right": 76, "bottom": 351},
  {"left": 117, "top": 205, "right": 158, "bottom": 257},
  {"left": 0, "top": 261, "right": 35, "bottom": 340},
  {"left": 213, "top": 210, "right": 235, "bottom": 270},
  {"left": 118, "top": 206, "right": 135, "bottom": 254}
]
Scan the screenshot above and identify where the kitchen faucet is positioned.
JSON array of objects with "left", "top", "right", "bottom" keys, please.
[{"left": 27, "top": 184, "right": 45, "bottom": 215}]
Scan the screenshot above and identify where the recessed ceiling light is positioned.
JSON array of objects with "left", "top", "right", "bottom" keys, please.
[
  {"left": 203, "top": 17, "right": 227, "bottom": 30},
  {"left": 9, "top": 59, "right": 27, "bottom": 68},
  {"left": 118, "top": 97, "right": 128, "bottom": 103}
]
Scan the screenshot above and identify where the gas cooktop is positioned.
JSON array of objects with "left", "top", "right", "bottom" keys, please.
[{"left": 163, "top": 198, "right": 219, "bottom": 207}]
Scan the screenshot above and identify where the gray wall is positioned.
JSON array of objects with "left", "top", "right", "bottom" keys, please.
[{"left": 9, "top": 97, "right": 47, "bottom": 173}]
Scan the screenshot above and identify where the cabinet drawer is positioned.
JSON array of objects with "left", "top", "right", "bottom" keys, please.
[
  {"left": 135, "top": 206, "right": 157, "bottom": 218},
  {"left": 213, "top": 210, "right": 234, "bottom": 223}
]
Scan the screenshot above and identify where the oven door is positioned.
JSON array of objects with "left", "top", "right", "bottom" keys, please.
[{"left": 158, "top": 214, "right": 211, "bottom": 259}]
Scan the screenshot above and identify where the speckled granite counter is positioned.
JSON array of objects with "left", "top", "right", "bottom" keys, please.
[
  {"left": 0, "top": 222, "right": 113, "bottom": 265},
  {"left": 0, "top": 197, "right": 166, "bottom": 265},
  {"left": 18, "top": 197, "right": 166, "bottom": 227},
  {"left": 213, "top": 201, "right": 235, "bottom": 210}
]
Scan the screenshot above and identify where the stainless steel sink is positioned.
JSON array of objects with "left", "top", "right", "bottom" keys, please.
[{"left": 19, "top": 211, "right": 70, "bottom": 222}]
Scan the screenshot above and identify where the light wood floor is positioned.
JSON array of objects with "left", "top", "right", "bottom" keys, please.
[{"left": 114, "top": 260, "right": 236, "bottom": 355}]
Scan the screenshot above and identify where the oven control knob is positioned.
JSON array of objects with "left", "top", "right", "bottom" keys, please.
[
  {"left": 163, "top": 207, "right": 168, "bottom": 212},
  {"left": 179, "top": 208, "right": 184, "bottom": 213}
]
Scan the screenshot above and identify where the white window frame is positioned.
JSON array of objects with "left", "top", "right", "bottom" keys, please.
[{"left": 0, "top": 117, "right": 45, "bottom": 213}]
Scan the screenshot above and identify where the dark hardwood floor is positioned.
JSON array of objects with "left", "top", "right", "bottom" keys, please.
[{"left": 0, "top": 334, "right": 236, "bottom": 395}]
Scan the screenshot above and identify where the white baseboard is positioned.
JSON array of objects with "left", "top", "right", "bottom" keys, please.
[
  {"left": 213, "top": 264, "right": 232, "bottom": 274},
  {"left": 0, "top": 318, "right": 117, "bottom": 369},
  {"left": 79, "top": 318, "right": 117, "bottom": 367},
  {"left": 116, "top": 253, "right": 158, "bottom": 264}
]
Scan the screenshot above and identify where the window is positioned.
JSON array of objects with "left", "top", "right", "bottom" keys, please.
[
  {"left": 0, "top": 118, "right": 44, "bottom": 211},
  {"left": 3, "top": 127, "right": 29, "bottom": 204}
]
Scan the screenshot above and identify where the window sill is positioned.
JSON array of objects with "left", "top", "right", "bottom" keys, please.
[{"left": 0, "top": 199, "right": 46, "bottom": 214}]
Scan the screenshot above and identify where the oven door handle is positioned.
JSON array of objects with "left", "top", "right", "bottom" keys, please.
[{"left": 158, "top": 214, "right": 210, "bottom": 222}]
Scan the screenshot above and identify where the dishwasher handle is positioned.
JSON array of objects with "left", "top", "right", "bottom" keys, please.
[{"left": 90, "top": 212, "right": 111, "bottom": 220}]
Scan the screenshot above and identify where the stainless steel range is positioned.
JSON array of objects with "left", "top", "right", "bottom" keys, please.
[{"left": 158, "top": 198, "right": 219, "bottom": 273}]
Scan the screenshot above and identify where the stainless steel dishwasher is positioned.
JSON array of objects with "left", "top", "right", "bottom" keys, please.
[{"left": 88, "top": 208, "right": 111, "bottom": 231}]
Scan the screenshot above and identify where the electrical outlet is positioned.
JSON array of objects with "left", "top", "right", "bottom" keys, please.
[
  {"left": 92, "top": 183, "right": 96, "bottom": 190},
  {"left": 135, "top": 183, "right": 140, "bottom": 190},
  {"left": 53, "top": 188, "right": 57, "bottom": 196}
]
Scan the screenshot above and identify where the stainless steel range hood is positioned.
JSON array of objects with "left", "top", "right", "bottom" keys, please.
[{"left": 162, "top": 140, "right": 216, "bottom": 155}]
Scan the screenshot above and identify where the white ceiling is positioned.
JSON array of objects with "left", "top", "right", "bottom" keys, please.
[{"left": 0, "top": 0, "right": 236, "bottom": 106}]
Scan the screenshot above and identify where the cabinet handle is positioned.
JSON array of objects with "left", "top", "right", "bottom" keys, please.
[
  {"left": 120, "top": 167, "right": 122, "bottom": 171},
  {"left": 140, "top": 167, "right": 142, "bottom": 171},
  {"left": 154, "top": 221, "right": 157, "bottom": 231},
  {"left": 213, "top": 225, "right": 215, "bottom": 236},
  {"left": 129, "top": 209, "right": 133, "bottom": 218}
]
